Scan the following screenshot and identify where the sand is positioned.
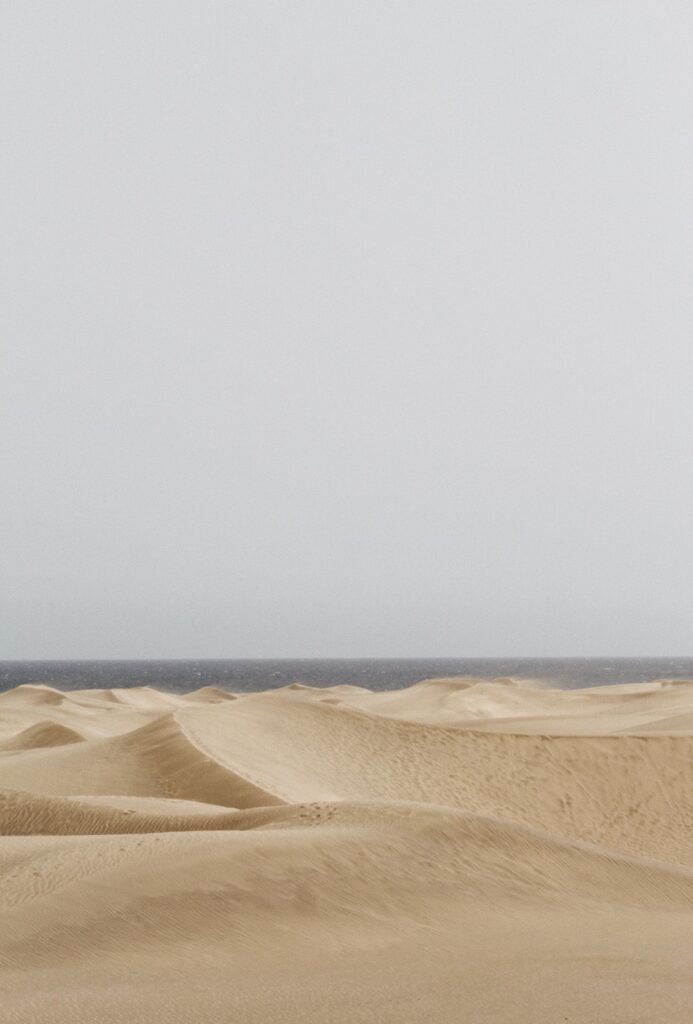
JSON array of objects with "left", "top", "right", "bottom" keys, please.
[{"left": 1, "top": 677, "right": 692, "bottom": 1022}]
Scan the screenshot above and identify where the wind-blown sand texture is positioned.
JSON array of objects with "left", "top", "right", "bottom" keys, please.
[{"left": 1, "top": 677, "right": 693, "bottom": 1023}]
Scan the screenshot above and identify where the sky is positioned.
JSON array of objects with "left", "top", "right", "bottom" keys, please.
[{"left": 2, "top": 1, "right": 693, "bottom": 658}]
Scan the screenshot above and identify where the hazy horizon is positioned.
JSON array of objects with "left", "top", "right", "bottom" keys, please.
[
  {"left": 3, "top": 654, "right": 693, "bottom": 663},
  {"left": 4, "top": 2, "right": 693, "bottom": 659}
]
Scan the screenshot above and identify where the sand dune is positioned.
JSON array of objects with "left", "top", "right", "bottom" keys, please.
[
  {"left": 1, "top": 677, "right": 693, "bottom": 1022},
  {"left": 181, "top": 686, "right": 239, "bottom": 703},
  {"left": 1, "top": 720, "right": 85, "bottom": 751},
  {"left": 0, "top": 684, "right": 69, "bottom": 706}
]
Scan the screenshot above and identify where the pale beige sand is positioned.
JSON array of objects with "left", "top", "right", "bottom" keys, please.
[{"left": 1, "top": 678, "right": 693, "bottom": 1023}]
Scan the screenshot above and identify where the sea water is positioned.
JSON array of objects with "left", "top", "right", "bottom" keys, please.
[{"left": 2, "top": 657, "right": 693, "bottom": 694}]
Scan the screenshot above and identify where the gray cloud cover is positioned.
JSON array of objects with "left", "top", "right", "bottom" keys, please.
[{"left": 3, "top": 2, "right": 693, "bottom": 657}]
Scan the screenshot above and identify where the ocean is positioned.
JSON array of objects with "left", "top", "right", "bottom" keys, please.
[{"left": 1, "top": 657, "right": 693, "bottom": 694}]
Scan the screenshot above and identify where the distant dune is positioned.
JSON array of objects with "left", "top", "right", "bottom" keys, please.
[{"left": 1, "top": 677, "right": 693, "bottom": 1022}]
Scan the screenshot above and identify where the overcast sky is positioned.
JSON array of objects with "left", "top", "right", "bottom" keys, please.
[{"left": 2, "top": 2, "right": 693, "bottom": 658}]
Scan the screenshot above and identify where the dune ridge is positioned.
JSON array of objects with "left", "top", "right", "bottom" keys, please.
[{"left": 1, "top": 676, "right": 693, "bottom": 1023}]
